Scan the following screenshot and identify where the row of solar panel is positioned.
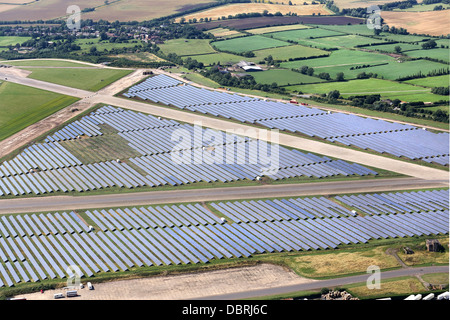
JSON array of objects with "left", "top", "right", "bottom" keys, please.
[
  {"left": 335, "top": 190, "right": 449, "bottom": 216},
  {"left": 45, "top": 117, "right": 103, "bottom": 143},
  {"left": 0, "top": 212, "right": 89, "bottom": 239},
  {"left": 122, "top": 75, "right": 448, "bottom": 166},
  {"left": 118, "top": 123, "right": 249, "bottom": 156},
  {"left": 183, "top": 100, "right": 328, "bottom": 123},
  {"left": 0, "top": 161, "right": 150, "bottom": 196},
  {"left": 211, "top": 197, "right": 356, "bottom": 223},
  {"left": 125, "top": 74, "right": 182, "bottom": 93},
  {"left": 86, "top": 203, "right": 223, "bottom": 231},
  {"left": 0, "top": 143, "right": 82, "bottom": 178},
  {"left": 1, "top": 207, "right": 447, "bottom": 287}
]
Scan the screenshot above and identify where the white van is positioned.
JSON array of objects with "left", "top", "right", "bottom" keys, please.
[
  {"left": 87, "top": 282, "right": 94, "bottom": 290},
  {"left": 54, "top": 293, "right": 64, "bottom": 299}
]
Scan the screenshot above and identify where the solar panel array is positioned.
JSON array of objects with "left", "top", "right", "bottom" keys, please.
[
  {"left": 124, "top": 75, "right": 449, "bottom": 165},
  {"left": 0, "top": 190, "right": 447, "bottom": 287},
  {"left": 0, "top": 106, "right": 378, "bottom": 197}
]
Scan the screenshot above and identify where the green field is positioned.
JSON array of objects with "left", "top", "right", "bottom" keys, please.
[
  {"left": 0, "top": 81, "right": 79, "bottom": 141},
  {"left": 286, "top": 59, "right": 448, "bottom": 81},
  {"left": 158, "top": 39, "right": 217, "bottom": 57},
  {"left": 250, "top": 45, "right": 329, "bottom": 62},
  {"left": 211, "top": 35, "right": 290, "bottom": 54},
  {"left": 287, "top": 78, "right": 447, "bottom": 102},
  {"left": 309, "top": 24, "right": 380, "bottom": 36},
  {"left": 24, "top": 68, "right": 133, "bottom": 91},
  {"left": 2, "top": 59, "right": 93, "bottom": 67},
  {"left": 0, "top": 36, "right": 31, "bottom": 47},
  {"left": 74, "top": 38, "right": 144, "bottom": 53},
  {"left": 404, "top": 75, "right": 450, "bottom": 88},
  {"left": 269, "top": 28, "right": 346, "bottom": 41},
  {"left": 305, "top": 34, "right": 388, "bottom": 49},
  {"left": 405, "top": 48, "right": 450, "bottom": 62},
  {"left": 184, "top": 52, "right": 244, "bottom": 66},
  {"left": 281, "top": 49, "right": 394, "bottom": 69},
  {"left": 248, "top": 69, "right": 325, "bottom": 86},
  {"left": 379, "top": 33, "right": 431, "bottom": 43},
  {"left": 371, "top": 43, "right": 422, "bottom": 53}
]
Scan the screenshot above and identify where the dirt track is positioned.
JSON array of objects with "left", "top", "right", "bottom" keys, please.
[{"left": 16, "top": 264, "right": 316, "bottom": 300}]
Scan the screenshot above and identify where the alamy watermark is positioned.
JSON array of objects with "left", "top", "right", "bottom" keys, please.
[
  {"left": 170, "top": 122, "right": 280, "bottom": 177},
  {"left": 366, "top": 265, "right": 381, "bottom": 289},
  {"left": 366, "top": 5, "right": 382, "bottom": 30},
  {"left": 66, "top": 265, "right": 82, "bottom": 289},
  {"left": 66, "top": 5, "right": 81, "bottom": 31}
]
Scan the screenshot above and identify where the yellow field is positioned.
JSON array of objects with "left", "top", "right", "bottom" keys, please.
[
  {"left": 245, "top": 24, "right": 311, "bottom": 34},
  {"left": 348, "top": 277, "right": 425, "bottom": 298},
  {"left": 0, "top": 0, "right": 213, "bottom": 21},
  {"left": 290, "top": 246, "right": 400, "bottom": 278},
  {"left": 208, "top": 28, "right": 243, "bottom": 38},
  {"left": 381, "top": 10, "right": 450, "bottom": 36},
  {"left": 177, "top": 3, "right": 333, "bottom": 22}
]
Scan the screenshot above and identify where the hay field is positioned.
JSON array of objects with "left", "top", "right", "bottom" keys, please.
[
  {"left": 0, "top": 0, "right": 212, "bottom": 21},
  {"left": 381, "top": 10, "right": 450, "bottom": 36},
  {"left": 177, "top": 3, "right": 332, "bottom": 22},
  {"left": 245, "top": 24, "right": 311, "bottom": 34}
]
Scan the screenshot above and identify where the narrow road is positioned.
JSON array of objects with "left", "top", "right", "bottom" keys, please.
[
  {"left": 0, "top": 178, "right": 447, "bottom": 214},
  {"left": 195, "top": 265, "right": 449, "bottom": 300}
]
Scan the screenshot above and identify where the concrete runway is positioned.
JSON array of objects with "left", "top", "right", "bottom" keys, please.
[{"left": 0, "top": 177, "right": 447, "bottom": 214}]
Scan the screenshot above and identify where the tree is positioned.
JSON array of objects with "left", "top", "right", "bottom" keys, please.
[
  {"left": 306, "top": 67, "right": 314, "bottom": 76},
  {"left": 394, "top": 45, "right": 402, "bottom": 53},
  {"left": 422, "top": 40, "right": 437, "bottom": 49},
  {"left": 327, "top": 90, "right": 340, "bottom": 101},
  {"left": 100, "top": 32, "right": 108, "bottom": 41},
  {"left": 318, "top": 72, "right": 331, "bottom": 80},
  {"left": 336, "top": 72, "right": 345, "bottom": 81},
  {"left": 299, "top": 65, "right": 309, "bottom": 74}
]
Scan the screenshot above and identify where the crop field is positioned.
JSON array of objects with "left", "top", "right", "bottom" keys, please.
[
  {"left": 287, "top": 78, "right": 447, "bottom": 102},
  {"left": 269, "top": 28, "right": 346, "bottom": 42},
  {"left": 0, "top": 36, "right": 31, "bottom": 47},
  {"left": 247, "top": 69, "right": 325, "bottom": 86},
  {"left": 194, "top": 16, "right": 364, "bottom": 31},
  {"left": 24, "top": 68, "right": 133, "bottom": 91},
  {"left": 0, "top": 0, "right": 213, "bottom": 21},
  {"left": 176, "top": 3, "right": 332, "bottom": 22},
  {"left": 405, "top": 48, "right": 449, "bottom": 63},
  {"left": 183, "top": 52, "right": 244, "bottom": 66},
  {"left": 250, "top": 45, "right": 329, "bottom": 62},
  {"left": 211, "top": 35, "right": 290, "bottom": 54},
  {"left": 245, "top": 24, "right": 311, "bottom": 35},
  {"left": 381, "top": 10, "right": 450, "bottom": 36},
  {"left": 207, "top": 28, "right": 245, "bottom": 39},
  {"left": 0, "top": 0, "right": 106, "bottom": 20},
  {"left": 404, "top": 75, "right": 450, "bottom": 88},
  {"left": 393, "top": 3, "right": 450, "bottom": 12},
  {"left": 332, "top": 0, "right": 405, "bottom": 9},
  {"left": 158, "top": 39, "right": 217, "bottom": 57},
  {"left": 0, "top": 81, "right": 79, "bottom": 141},
  {"left": 281, "top": 49, "right": 394, "bottom": 70}
]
